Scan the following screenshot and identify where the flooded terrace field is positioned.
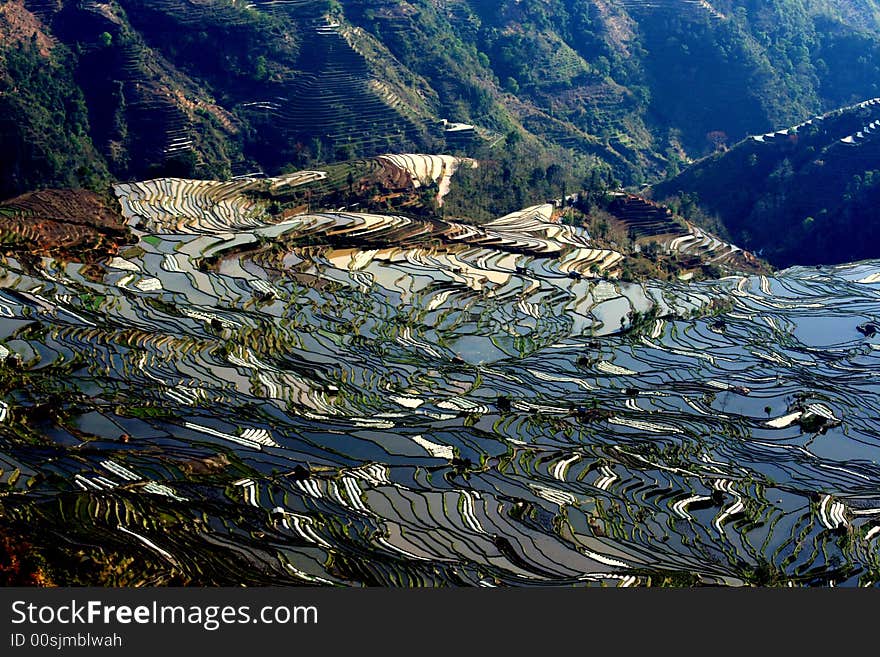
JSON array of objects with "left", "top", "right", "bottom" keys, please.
[{"left": 0, "top": 176, "right": 879, "bottom": 586}]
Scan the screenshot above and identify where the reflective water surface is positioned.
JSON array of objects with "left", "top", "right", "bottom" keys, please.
[{"left": 1, "top": 180, "right": 878, "bottom": 586}]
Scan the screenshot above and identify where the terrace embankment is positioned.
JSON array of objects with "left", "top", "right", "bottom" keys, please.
[
  {"left": 0, "top": 189, "right": 129, "bottom": 263},
  {"left": 1, "top": 175, "right": 879, "bottom": 585},
  {"left": 0, "top": 161, "right": 877, "bottom": 587},
  {"left": 606, "top": 193, "right": 763, "bottom": 273}
]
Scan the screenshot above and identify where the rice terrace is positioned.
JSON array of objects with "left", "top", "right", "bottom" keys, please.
[{"left": 1, "top": 0, "right": 880, "bottom": 590}]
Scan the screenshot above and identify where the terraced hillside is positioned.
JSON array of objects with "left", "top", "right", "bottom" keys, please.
[
  {"left": 606, "top": 193, "right": 757, "bottom": 271},
  {"left": 8, "top": 0, "right": 880, "bottom": 195},
  {"left": 113, "top": 173, "right": 626, "bottom": 277},
  {"left": 242, "top": 22, "right": 429, "bottom": 161},
  {"left": 654, "top": 97, "right": 880, "bottom": 266},
  {"left": 2, "top": 0, "right": 436, "bottom": 188},
  {"left": 619, "top": 0, "right": 726, "bottom": 21},
  {"left": 0, "top": 162, "right": 877, "bottom": 587},
  {"left": 4, "top": 1, "right": 880, "bottom": 588},
  {"left": 0, "top": 190, "right": 128, "bottom": 262}
]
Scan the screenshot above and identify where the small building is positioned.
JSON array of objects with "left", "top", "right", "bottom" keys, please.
[{"left": 442, "top": 119, "right": 477, "bottom": 146}]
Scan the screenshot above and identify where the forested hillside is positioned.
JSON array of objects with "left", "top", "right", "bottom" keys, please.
[
  {"left": 654, "top": 98, "right": 880, "bottom": 267},
  {"left": 4, "top": 0, "right": 880, "bottom": 200}
]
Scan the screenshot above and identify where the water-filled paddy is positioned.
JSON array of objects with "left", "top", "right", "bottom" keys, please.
[{"left": 0, "top": 182, "right": 878, "bottom": 586}]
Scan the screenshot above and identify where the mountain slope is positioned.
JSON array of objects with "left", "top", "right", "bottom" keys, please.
[
  {"left": 5, "top": 0, "right": 880, "bottom": 201},
  {"left": 653, "top": 98, "right": 880, "bottom": 267},
  {"left": 0, "top": 1, "right": 109, "bottom": 198},
  {"left": 0, "top": 164, "right": 877, "bottom": 586}
]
